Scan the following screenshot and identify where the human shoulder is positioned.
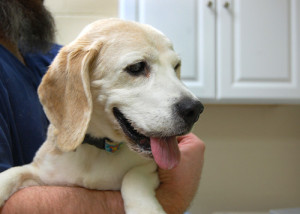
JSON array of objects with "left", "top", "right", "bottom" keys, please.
[
  {"left": 23, "top": 44, "right": 62, "bottom": 79},
  {"left": 24, "top": 44, "right": 62, "bottom": 65}
]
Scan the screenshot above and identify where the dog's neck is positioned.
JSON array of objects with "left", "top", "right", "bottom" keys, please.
[{"left": 82, "top": 134, "right": 123, "bottom": 153}]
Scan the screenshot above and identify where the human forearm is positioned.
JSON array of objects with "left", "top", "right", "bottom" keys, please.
[
  {"left": 0, "top": 185, "right": 185, "bottom": 214},
  {"left": 0, "top": 178, "right": 199, "bottom": 214},
  {"left": 0, "top": 186, "right": 125, "bottom": 214}
]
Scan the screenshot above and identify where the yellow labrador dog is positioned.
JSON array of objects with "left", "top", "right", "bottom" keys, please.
[{"left": 0, "top": 19, "right": 203, "bottom": 213}]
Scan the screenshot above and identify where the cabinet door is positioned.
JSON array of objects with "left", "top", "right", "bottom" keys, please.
[
  {"left": 217, "top": 0, "right": 300, "bottom": 103},
  {"left": 119, "top": 0, "right": 216, "bottom": 100}
]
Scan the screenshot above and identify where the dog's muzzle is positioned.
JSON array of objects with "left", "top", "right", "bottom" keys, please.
[{"left": 113, "top": 97, "right": 203, "bottom": 170}]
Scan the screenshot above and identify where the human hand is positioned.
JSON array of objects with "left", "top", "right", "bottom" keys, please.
[{"left": 156, "top": 133, "right": 205, "bottom": 214}]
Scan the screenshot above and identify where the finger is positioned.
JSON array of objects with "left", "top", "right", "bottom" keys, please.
[
  {"left": 177, "top": 134, "right": 205, "bottom": 156},
  {"left": 177, "top": 133, "right": 197, "bottom": 143},
  {"left": 178, "top": 133, "right": 204, "bottom": 146}
]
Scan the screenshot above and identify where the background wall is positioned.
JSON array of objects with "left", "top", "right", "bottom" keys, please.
[
  {"left": 44, "top": 0, "right": 300, "bottom": 213},
  {"left": 192, "top": 105, "right": 300, "bottom": 214},
  {"left": 45, "top": 0, "right": 118, "bottom": 45}
]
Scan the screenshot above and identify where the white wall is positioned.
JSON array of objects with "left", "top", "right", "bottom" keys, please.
[
  {"left": 191, "top": 105, "right": 300, "bottom": 214},
  {"left": 45, "top": 0, "right": 118, "bottom": 45},
  {"left": 44, "top": 1, "right": 300, "bottom": 213}
]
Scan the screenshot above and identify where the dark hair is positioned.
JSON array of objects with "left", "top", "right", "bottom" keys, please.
[{"left": 0, "top": 0, "right": 56, "bottom": 53}]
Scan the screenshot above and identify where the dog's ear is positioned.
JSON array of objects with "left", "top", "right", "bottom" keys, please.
[{"left": 38, "top": 41, "right": 101, "bottom": 152}]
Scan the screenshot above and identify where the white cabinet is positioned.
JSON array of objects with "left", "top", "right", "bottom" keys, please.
[
  {"left": 119, "top": 0, "right": 300, "bottom": 104},
  {"left": 217, "top": 0, "right": 300, "bottom": 103}
]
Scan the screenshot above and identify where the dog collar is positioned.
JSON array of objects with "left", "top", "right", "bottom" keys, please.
[{"left": 82, "top": 134, "right": 123, "bottom": 153}]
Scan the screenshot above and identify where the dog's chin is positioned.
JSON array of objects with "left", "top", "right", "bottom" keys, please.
[{"left": 112, "top": 107, "right": 189, "bottom": 159}]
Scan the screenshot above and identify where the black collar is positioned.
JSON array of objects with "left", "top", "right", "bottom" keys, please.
[{"left": 82, "top": 134, "right": 123, "bottom": 153}]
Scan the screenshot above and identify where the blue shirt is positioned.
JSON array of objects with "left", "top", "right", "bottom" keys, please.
[{"left": 0, "top": 44, "right": 61, "bottom": 172}]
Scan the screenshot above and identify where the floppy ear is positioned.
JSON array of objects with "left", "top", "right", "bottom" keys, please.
[{"left": 38, "top": 42, "right": 101, "bottom": 152}]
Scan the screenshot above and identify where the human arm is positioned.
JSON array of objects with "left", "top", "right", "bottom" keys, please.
[
  {"left": 0, "top": 121, "right": 14, "bottom": 172},
  {"left": 0, "top": 186, "right": 125, "bottom": 214},
  {"left": 0, "top": 133, "right": 205, "bottom": 214},
  {"left": 0, "top": 80, "right": 15, "bottom": 172}
]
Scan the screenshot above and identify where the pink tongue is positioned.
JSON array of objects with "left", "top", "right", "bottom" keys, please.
[{"left": 150, "top": 137, "right": 180, "bottom": 170}]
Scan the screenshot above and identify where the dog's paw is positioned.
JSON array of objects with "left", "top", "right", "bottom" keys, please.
[
  {"left": 0, "top": 165, "right": 38, "bottom": 207},
  {"left": 0, "top": 187, "right": 11, "bottom": 207},
  {"left": 125, "top": 208, "right": 166, "bottom": 214},
  {"left": 125, "top": 203, "right": 166, "bottom": 214},
  {"left": 0, "top": 172, "right": 19, "bottom": 206},
  {"left": 0, "top": 198, "right": 6, "bottom": 207},
  {"left": 0, "top": 176, "right": 14, "bottom": 207}
]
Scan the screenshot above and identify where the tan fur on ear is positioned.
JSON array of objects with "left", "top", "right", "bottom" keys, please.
[{"left": 38, "top": 42, "right": 101, "bottom": 152}]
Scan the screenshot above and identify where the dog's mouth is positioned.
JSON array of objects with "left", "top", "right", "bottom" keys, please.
[{"left": 113, "top": 107, "right": 180, "bottom": 170}]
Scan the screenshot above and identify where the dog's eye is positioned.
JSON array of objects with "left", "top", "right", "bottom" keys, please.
[{"left": 125, "top": 61, "right": 147, "bottom": 76}]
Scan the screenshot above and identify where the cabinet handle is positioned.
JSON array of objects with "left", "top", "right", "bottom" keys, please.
[
  {"left": 224, "top": 2, "right": 230, "bottom": 8},
  {"left": 207, "top": 1, "right": 213, "bottom": 7}
]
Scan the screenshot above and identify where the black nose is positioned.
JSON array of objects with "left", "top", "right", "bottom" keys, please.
[{"left": 175, "top": 97, "right": 204, "bottom": 126}]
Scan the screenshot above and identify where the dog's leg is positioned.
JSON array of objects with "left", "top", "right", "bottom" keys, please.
[
  {"left": 0, "top": 164, "right": 41, "bottom": 206},
  {"left": 121, "top": 162, "right": 166, "bottom": 214}
]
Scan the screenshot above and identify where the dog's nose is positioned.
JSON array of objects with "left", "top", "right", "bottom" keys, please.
[{"left": 175, "top": 97, "right": 204, "bottom": 126}]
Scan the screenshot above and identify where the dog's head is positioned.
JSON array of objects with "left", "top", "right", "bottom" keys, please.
[{"left": 38, "top": 19, "right": 203, "bottom": 169}]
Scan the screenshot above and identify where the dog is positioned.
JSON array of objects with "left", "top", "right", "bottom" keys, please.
[{"left": 0, "top": 19, "right": 203, "bottom": 213}]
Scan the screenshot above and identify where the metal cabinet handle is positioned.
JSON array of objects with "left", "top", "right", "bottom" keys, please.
[
  {"left": 224, "top": 2, "right": 230, "bottom": 8},
  {"left": 207, "top": 1, "right": 213, "bottom": 7}
]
